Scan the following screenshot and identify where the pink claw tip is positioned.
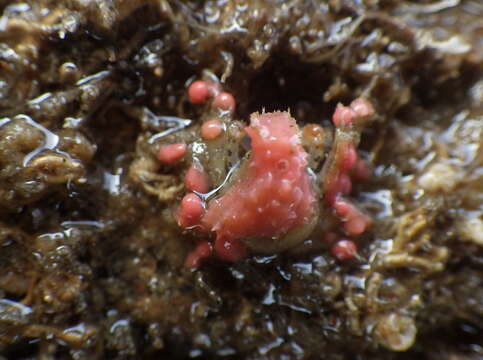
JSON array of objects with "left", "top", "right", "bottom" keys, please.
[
  {"left": 201, "top": 119, "right": 224, "bottom": 140},
  {"left": 331, "top": 239, "right": 357, "bottom": 260},
  {"left": 212, "top": 92, "right": 236, "bottom": 112},
  {"left": 350, "top": 98, "right": 375, "bottom": 119},
  {"left": 333, "top": 198, "right": 352, "bottom": 218},
  {"left": 188, "top": 80, "right": 210, "bottom": 104},
  {"left": 158, "top": 143, "right": 187, "bottom": 164},
  {"left": 333, "top": 105, "right": 356, "bottom": 127},
  {"left": 344, "top": 216, "right": 367, "bottom": 236},
  {"left": 184, "top": 164, "right": 210, "bottom": 193},
  {"left": 177, "top": 193, "right": 204, "bottom": 228}
]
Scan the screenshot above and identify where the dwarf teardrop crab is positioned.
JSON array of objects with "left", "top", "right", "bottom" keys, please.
[{"left": 149, "top": 74, "right": 374, "bottom": 268}]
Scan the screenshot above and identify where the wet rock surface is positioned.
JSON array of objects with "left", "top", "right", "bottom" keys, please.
[{"left": 0, "top": 0, "right": 482, "bottom": 359}]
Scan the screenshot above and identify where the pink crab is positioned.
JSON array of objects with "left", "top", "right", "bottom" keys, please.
[{"left": 162, "top": 78, "right": 374, "bottom": 268}]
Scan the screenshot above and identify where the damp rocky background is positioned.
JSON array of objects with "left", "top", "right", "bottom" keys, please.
[{"left": 0, "top": 0, "right": 482, "bottom": 359}]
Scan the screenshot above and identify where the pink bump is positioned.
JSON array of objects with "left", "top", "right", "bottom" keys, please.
[
  {"left": 188, "top": 80, "right": 210, "bottom": 104},
  {"left": 277, "top": 159, "right": 289, "bottom": 171},
  {"left": 184, "top": 164, "right": 210, "bottom": 193},
  {"left": 158, "top": 143, "right": 187, "bottom": 164},
  {"left": 331, "top": 239, "right": 357, "bottom": 260},
  {"left": 177, "top": 193, "right": 204, "bottom": 228},
  {"left": 333, "top": 198, "right": 371, "bottom": 235},
  {"left": 350, "top": 98, "right": 375, "bottom": 119},
  {"left": 344, "top": 216, "right": 368, "bottom": 236},
  {"left": 332, "top": 105, "right": 356, "bottom": 127},
  {"left": 212, "top": 92, "right": 236, "bottom": 112},
  {"left": 201, "top": 119, "right": 224, "bottom": 140},
  {"left": 334, "top": 198, "right": 352, "bottom": 218}
]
